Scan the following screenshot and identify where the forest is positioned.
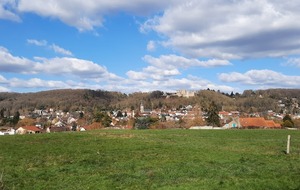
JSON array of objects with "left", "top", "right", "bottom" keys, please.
[{"left": 0, "top": 88, "right": 299, "bottom": 116}]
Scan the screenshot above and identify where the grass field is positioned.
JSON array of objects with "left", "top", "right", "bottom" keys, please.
[{"left": 1, "top": 129, "right": 300, "bottom": 190}]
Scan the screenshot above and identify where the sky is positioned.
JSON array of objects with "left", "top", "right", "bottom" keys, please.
[{"left": 1, "top": 0, "right": 300, "bottom": 94}]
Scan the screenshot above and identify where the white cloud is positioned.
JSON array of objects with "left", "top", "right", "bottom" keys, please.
[
  {"left": 0, "top": 46, "right": 118, "bottom": 80},
  {"left": 1, "top": 74, "right": 232, "bottom": 93},
  {"left": 50, "top": 44, "right": 73, "bottom": 56},
  {"left": 0, "top": 47, "right": 235, "bottom": 93},
  {"left": 125, "top": 54, "right": 233, "bottom": 91},
  {"left": 0, "top": 0, "right": 20, "bottom": 21},
  {"left": 119, "top": 75, "right": 234, "bottom": 93},
  {"left": 27, "top": 39, "right": 73, "bottom": 56},
  {"left": 16, "top": 0, "right": 180, "bottom": 31},
  {"left": 3, "top": 0, "right": 300, "bottom": 63},
  {"left": 27, "top": 39, "right": 47, "bottom": 46},
  {"left": 147, "top": 40, "right": 156, "bottom": 51},
  {"left": 0, "top": 86, "right": 10, "bottom": 92},
  {"left": 127, "top": 54, "right": 230, "bottom": 82},
  {"left": 127, "top": 66, "right": 180, "bottom": 81},
  {"left": 143, "top": 54, "right": 231, "bottom": 69},
  {"left": 34, "top": 57, "right": 114, "bottom": 79},
  {"left": 2, "top": 77, "right": 104, "bottom": 91},
  {"left": 0, "top": 75, "right": 62, "bottom": 91},
  {"left": 143, "top": 0, "right": 300, "bottom": 59},
  {"left": 0, "top": 75, "right": 7, "bottom": 83},
  {"left": 0, "top": 46, "right": 36, "bottom": 73},
  {"left": 9, "top": 78, "right": 70, "bottom": 89},
  {"left": 5, "top": 0, "right": 300, "bottom": 60},
  {"left": 285, "top": 58, "right": 300, "bottom": 67},
  {"left": 219, "top": 69, "right": 300, "bottom": 88}
]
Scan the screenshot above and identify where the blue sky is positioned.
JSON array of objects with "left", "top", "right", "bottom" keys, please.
[{"left": 1, "top": 0, "right": 300, "bottom": 93}]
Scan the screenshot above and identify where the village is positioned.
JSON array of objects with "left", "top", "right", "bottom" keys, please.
[{"left": 1, "top": 90, "right": 299, "bottom": 135}]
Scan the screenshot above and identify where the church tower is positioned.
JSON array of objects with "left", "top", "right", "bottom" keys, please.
[{"left": 140, "top": 101, "right": 144, "bottom": 113}]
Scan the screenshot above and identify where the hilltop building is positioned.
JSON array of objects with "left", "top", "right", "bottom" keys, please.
[
  {"left": 176, "top": 90, "right": 195, "bottom": 98},
  {"left": 163, "top": 90, "right": 196, "bottom": 98}
]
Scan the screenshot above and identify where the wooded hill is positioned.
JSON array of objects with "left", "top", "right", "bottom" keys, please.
[{"left": 0, "top": 88, "right": 299, "bottom": 115}]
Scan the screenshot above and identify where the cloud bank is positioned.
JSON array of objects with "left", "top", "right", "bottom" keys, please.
[
  {"left": 219, "top": 70, "right": 300, "bottom": 88},
  {"left": 1, "top": 1, "right": 300, "bottom": 93},
  {"left": 2, "top": 1, "right": 300, "bottom": 60},
  {"left": 0, "top": 46, "right": 233, "bottom": 93},
  {"left": 142, "top": 0, "right": 300, "bottom": 59}
]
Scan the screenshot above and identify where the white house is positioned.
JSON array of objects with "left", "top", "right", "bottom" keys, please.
[
  {"left": 16, "top": 126, "right": 41, "bottom": 134},
  {"left": 0, "top": 128, "right": 15, "bottom": 135}
]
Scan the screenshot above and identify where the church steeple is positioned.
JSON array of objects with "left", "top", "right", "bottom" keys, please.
[{"left": 140, "top": 101, "right": 144, "bottom": 113}]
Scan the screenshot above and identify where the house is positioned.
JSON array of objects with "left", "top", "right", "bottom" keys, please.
[
  {"left": 16, "top": 126, "right": 41, "bottom": 134},
  {"left": 222, "top": 117, "right": 241, "bottom": 129},
  {"left": 54, "top": 121, "right": 65, "bottom": 127},
  {"left": 265, "top": 120, "right": 281, "bottom": 128},
  {"left": 67, "top": 117, "right": 77, "bottom": 124},
  {"left": 239, "top": 117, "right": 266, "bottom": 129},
  {"left": 219, "top": 111, "right": 239, "bottom": 124},
  {"left": 0, "top": 128, "right": 15, "bottom": 135},
  {"left": 222, "top": 117, "right": 281, "bottom": 129},
  {"left": 219, "top": 111, "right": 231, "bottom": 120},
  {"left": 239, "top": 117, "right": 281, "bottom": 129}
]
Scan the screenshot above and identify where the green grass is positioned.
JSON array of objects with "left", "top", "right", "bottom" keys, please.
[{"left": 1, "top": 129, "right": 300, "bottom": 190}]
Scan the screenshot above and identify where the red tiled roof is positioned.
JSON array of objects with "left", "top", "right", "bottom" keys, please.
[
  {"left": 23, "top": 126, "right": 41, "bottom": 132},
  {"left": 240, "top": 118, "right": 281, "bottom": 128},
  {"left": 219, "top": 111, "right": 230, "bottom": 115},
  {"left": 265, "top": 120, "right": 278, "bottom": 128},
  {"left": 274, "top": 122, "right": 282, "bottom": 128},
  {"left": 240, "top": 117, "right": 267, "bottom": 128},
  {"left": 264, "top": 120, "right": 281, "bottom": 128},
  {"left": 83, "top": 122, "right": 102, "bottom": 130}
]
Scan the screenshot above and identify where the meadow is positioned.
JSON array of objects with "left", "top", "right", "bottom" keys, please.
[{"left": 0, "top": 129, "right": 300, "bottom": 190}]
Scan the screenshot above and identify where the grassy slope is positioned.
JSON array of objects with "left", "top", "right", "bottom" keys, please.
[{"left": 0, "top": 130, "right": 300, "bottom": 190}]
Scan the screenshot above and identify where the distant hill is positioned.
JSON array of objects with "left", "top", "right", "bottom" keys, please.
[
  {"left": 238, "top": 89, "right": 300, "bottom": 113},
  {"left": 0, "top": 89, "right": 128, "bottom": 114},
  {"left": 255, "top": 89, "right": 300, "bottom": 99},
  {"left": 0, "top": 88, "right": 299, "bottom": 115}
]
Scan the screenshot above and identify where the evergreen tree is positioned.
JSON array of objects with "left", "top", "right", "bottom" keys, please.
[
  {"left": 283, "top": 120, "right": 294, "bottom": 128},
  {"left": 93, "top": 111, "right": 112, "bottom": 127},
  {"left": 12, "top": 111, "right": 20, "bottom": 126},
  {"left": 206, "top": 101, "right": 220, "bottom": 127},
  {"left": 102, "top": 113, "right": 112, "bottom": 128},
  {"left": 93, "top": 111, "right": 103, "bottom": 122},
  {"left": 282, "top": 114, "right": 295, "bottom": 128},
  {"left": 134, "top": 116, "right": 158, "bottom": 129},
  {"left": 0, "top": 108, "right": 4, "bottom": 119}
]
